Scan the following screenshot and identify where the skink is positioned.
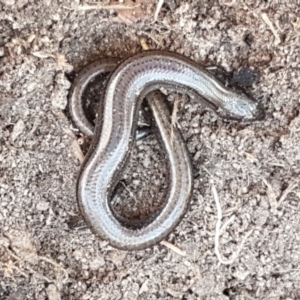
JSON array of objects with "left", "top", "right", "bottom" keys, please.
[{"left": 70, "top": 50, "right": 264, "bottom": 250}]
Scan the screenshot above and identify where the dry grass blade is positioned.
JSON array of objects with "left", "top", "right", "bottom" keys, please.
[
  {"left": 154, "top": 0, "right": 164, "bottom": 21},
  {"left": 171, "top": 97, "right": 180, "bottom": 147},
  {"left": 277, "top": 176, "right": 300, "bottom": 208},
  {"left": 262, "top": 178, "right": 278, "bottom": 210},
  {"left": 212, "top": 184, "right": 253, "bottom": 265},
  {"left": 261, "top": 13, "right": 281, "bottom": 45},
  {"left": 6, "top": 249, "right": 53, "bottom": 283},
  {"left": 160, "top": 240, "right": 186, "bottom": 256},
  {"left": 262, "top": 176, "right": 300, "bottom": 211},
  {"left": 71, "top": 140, "right": 85, "bottom": 163},
  {"left": 76, "top": 3, "right": 140, "bottom": 11}
]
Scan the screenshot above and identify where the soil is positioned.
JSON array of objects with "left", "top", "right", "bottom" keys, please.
[{"left": 1, "top": 0, "right": 300, "bottom": 299}]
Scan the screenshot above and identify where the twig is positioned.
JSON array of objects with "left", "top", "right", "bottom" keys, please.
[
  {"left": 0, "top": 261, "right": 29, "bottom": 279},
  {"left": 262, "top": 178, "right": 278, "bottom": 210},
  {"left": 165, "top": 288, "right": 183, "bottom": 298},
  {"left": 6, "top": 249, "right": 53, "bottom": 283},
  {"left": 171, "top": 97, "right": 180, "bottom": 146},
  {"left": 140, "top": 32, "right": 160, "bottom": 46},
  {"left": 262, "top": 176, "right": 300, "bottom": 210},
  {"left": 67, "top": 3, "right": 140, "bottom": 11},
  {"left": 160, "top": 240, "right": 186, "bottom": 256},
  {"left": 39, "top": 255, "right": 69, "bottom": 283},
  {"left": 277, "top": 176, "right": 300, "bottom": 208},
  {"left": 273, "top": 268, "right": 300, "bottom": 274},
  {"left": 212, "top": 184, "right": 253, "bottom": 265},
  {"left": 261, "top": 13, "right": 281, "bottom": 45},
  {"left": 4, "top": 238, "right": 68, "bottom": 283},
  {"left": 120, "top": 181, "right": 138, "bottom": 205},
  {"left": 71, "top": 140, "right": 85, "bottom": 163},
  {"left": 154, "top": 0, "right": 164, "bottom": 22}
]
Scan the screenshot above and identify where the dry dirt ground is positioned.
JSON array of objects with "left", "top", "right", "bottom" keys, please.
[{"left": 1, "top": 0, "right": 300, "bottom": 299}]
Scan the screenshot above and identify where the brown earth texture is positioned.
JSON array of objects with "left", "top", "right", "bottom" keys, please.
[{"left": 1, "top": 0, "right": 300, "bottom": 299}]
